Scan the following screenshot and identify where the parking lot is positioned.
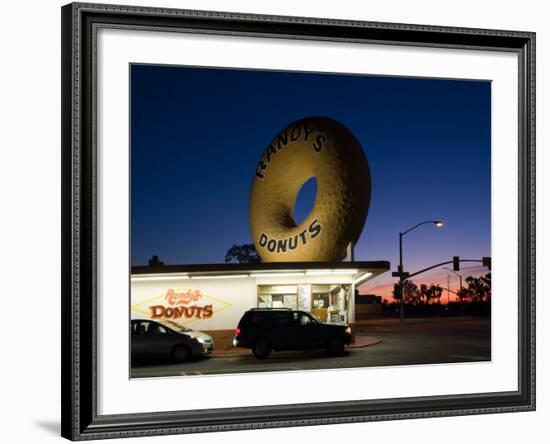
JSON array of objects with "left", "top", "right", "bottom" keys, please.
[{"left": 131, "top": 317, "right": 491, "bottom": 378}]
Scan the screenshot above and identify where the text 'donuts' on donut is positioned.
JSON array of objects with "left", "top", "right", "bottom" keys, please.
[{"left": 249, "top": 117, "right": 371, "bottom": 262}]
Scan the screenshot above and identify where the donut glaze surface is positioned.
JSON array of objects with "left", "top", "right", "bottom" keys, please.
[{"left": 249, "top": 117, "right": 371, "bottom": 262}]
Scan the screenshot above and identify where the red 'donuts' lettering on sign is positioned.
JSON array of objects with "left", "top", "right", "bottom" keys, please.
[{"left": 149, "top": 304, "right": 214, "bottom": 320}]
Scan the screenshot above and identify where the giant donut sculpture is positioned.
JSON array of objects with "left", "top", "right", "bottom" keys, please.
[{"left": 249, "top": 117, "right": 371, "bottom": 262}]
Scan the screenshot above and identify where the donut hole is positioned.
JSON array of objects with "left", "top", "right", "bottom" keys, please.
[{"left": 293, "top": 177, "right": 318, "bottom": 226}]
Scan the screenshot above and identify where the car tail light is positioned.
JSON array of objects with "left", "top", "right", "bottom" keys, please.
[{"left": 235, "top": 327, "right": 241, "bottom": 336}]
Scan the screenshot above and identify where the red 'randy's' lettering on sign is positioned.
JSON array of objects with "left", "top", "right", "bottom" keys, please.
[{"left": 164, "top": 288, "right": 202, "bottom": 305}]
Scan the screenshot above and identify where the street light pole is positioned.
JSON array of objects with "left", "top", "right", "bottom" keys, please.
[
  {"left": 398, "top": 220, "right": 444, "bottom": 333},
  {"left": 443, "top": 267, "right": 463, "bottom": 314},
  {"left": 443, "top": 267, "right": 463, "bottom": 293},
  {"left": 447, "top": 271, "right": 450, "bottom": 305},
  {"left": 459, "top": 273, "right": 463, "bottom": 316},
  {"left": 399, "top": 232, "right": 404, "bottom": 332}
]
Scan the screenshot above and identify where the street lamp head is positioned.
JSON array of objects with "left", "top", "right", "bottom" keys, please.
[{"left": 434, "top": 220, "right": 444, "bottom": 228}]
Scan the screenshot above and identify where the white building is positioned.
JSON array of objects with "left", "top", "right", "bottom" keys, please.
[{"left": 131, "top": 262, "right": 389, "bottom": 334}]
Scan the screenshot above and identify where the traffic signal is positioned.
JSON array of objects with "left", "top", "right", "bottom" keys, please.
[
  {"left": 394, "top": 283, "right": 401, "bottom": 299},
  {"left": 453, "top": 256, "right": 460, "bottom": 271},
  {"left": 482, "top": 256, "right": 492, "bottom": 269}
]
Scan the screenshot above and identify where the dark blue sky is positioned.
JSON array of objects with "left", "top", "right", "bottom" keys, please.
[{"left": 131, "top": 64, "right": 491, "bottom": 285}]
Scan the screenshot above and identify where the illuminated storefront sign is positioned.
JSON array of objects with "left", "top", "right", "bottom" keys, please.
[
  {"left": 131, "top": 287, "right": 232, "bottom": 325},
  {"left": 149, "top": 288, "right": 213, "bottom": 320}
]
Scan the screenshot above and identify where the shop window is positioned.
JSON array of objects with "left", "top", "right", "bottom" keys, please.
[
  {"left": 256, "top": 284, "right": 349, "bottom": 323},
  {"left": 272, "top": 294, "right": 285, "bottom": 308},
  {"left": 311, "top": 285, "right": 350, "bottom": 323},
  {"left": 258, "top": 294, "right": 272, "bottom": 308},
  {"left": 257, "top": 285, "right": 298, "bottom": 309}
]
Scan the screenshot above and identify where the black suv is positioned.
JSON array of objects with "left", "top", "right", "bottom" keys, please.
[{"left": 233, "top": 308, "right": 352, "bottom": 359}]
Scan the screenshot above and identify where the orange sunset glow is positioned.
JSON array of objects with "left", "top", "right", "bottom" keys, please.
[{"left": 358, "top": 265, "right": 490, "bottom": 304}]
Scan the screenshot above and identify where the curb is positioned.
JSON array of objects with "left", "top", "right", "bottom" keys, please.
[{"left": 211, "top": 336, "right": 381, "bottom": 356}]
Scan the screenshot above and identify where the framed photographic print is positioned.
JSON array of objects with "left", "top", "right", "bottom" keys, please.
[{"left": 61, "top": 2, "right": 536, "bottom": 440}]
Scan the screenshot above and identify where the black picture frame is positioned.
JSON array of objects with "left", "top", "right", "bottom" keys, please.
[{"left": 61, "top": 2, "right": 536, "bottom": 440}]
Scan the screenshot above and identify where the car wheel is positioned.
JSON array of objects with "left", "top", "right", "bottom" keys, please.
[
  {"left": 171, "top": 344, "right": 191, "bottom": 363},
  {"left": 327, "top": 337, "right": 345, "bottom": 355},
  {"left": 252, "top": 339, "right": 271, "bottom": 359}
]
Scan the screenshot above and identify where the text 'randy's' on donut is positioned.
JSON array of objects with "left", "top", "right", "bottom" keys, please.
[{"left": 255, "top": 121, "right": 327, "bottom": 180}]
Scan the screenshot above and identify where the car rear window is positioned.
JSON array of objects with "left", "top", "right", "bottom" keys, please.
[
  {"left": 241, "top": 311, "right": 270, "bottom": 326},
  {"left": 271, "top": 312, "right": 292, "bottom": 325}
]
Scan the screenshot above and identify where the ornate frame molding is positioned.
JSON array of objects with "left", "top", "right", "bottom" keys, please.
[{"left": 61, "top": 2, "right": 535, "bottom": 440}]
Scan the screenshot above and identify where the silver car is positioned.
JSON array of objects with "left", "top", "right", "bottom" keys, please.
[{"left": 131, "top": 319, "right": 214, "bottom": 363}]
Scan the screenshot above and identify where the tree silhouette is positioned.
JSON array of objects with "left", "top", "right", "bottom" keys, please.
[
  {"left": 465, "top": 273, "right": 491, "bottom": 303},
  {"left": 457, "top": 286, "right": 471, "bottom": 303},
  {"left": 225, "top": 244, "right": 261, "bottom": 264},
  {"left": 415, "top": 284, "right": 443, "bottom": 305},
  {"left": 481, "top": 272, "right": 491, "bottom": 288},
  {"left": 419, "top": 284, "right": 429, "bottom": 304},
  {"left": 392, "top": 280, "right": 421, "bottom": 305},
  {"left": 148, "top": 255, "right": 164, "bottom": 267},
  {"left": 431, "top": 284, "right": 444, "bottom": 304}
]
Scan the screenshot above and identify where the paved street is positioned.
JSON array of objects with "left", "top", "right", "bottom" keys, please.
[{"left": 131, "top": 317, "right": 490, "bottom": 378}]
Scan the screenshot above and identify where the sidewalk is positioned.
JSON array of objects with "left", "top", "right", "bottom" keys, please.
[{"left": 211, "top": 335, "right": 381, "bottom": 356}]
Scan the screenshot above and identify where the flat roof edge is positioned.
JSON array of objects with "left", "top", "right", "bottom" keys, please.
[{"left": 131, "top": 261, "right": 390, "bottom": 275}]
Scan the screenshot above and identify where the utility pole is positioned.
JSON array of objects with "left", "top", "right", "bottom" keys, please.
[
  {"left": 399, "top": 232, "right": 404, "bottom": 333},
  {"left": 444, "top": 267, "right": 463, "bottom": 315},
  {"left": 447, "top": 272, "right": 450, "bottom": 305},
  {"left": 395, "top": 220, "right": 444, "bottom": 333}
]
